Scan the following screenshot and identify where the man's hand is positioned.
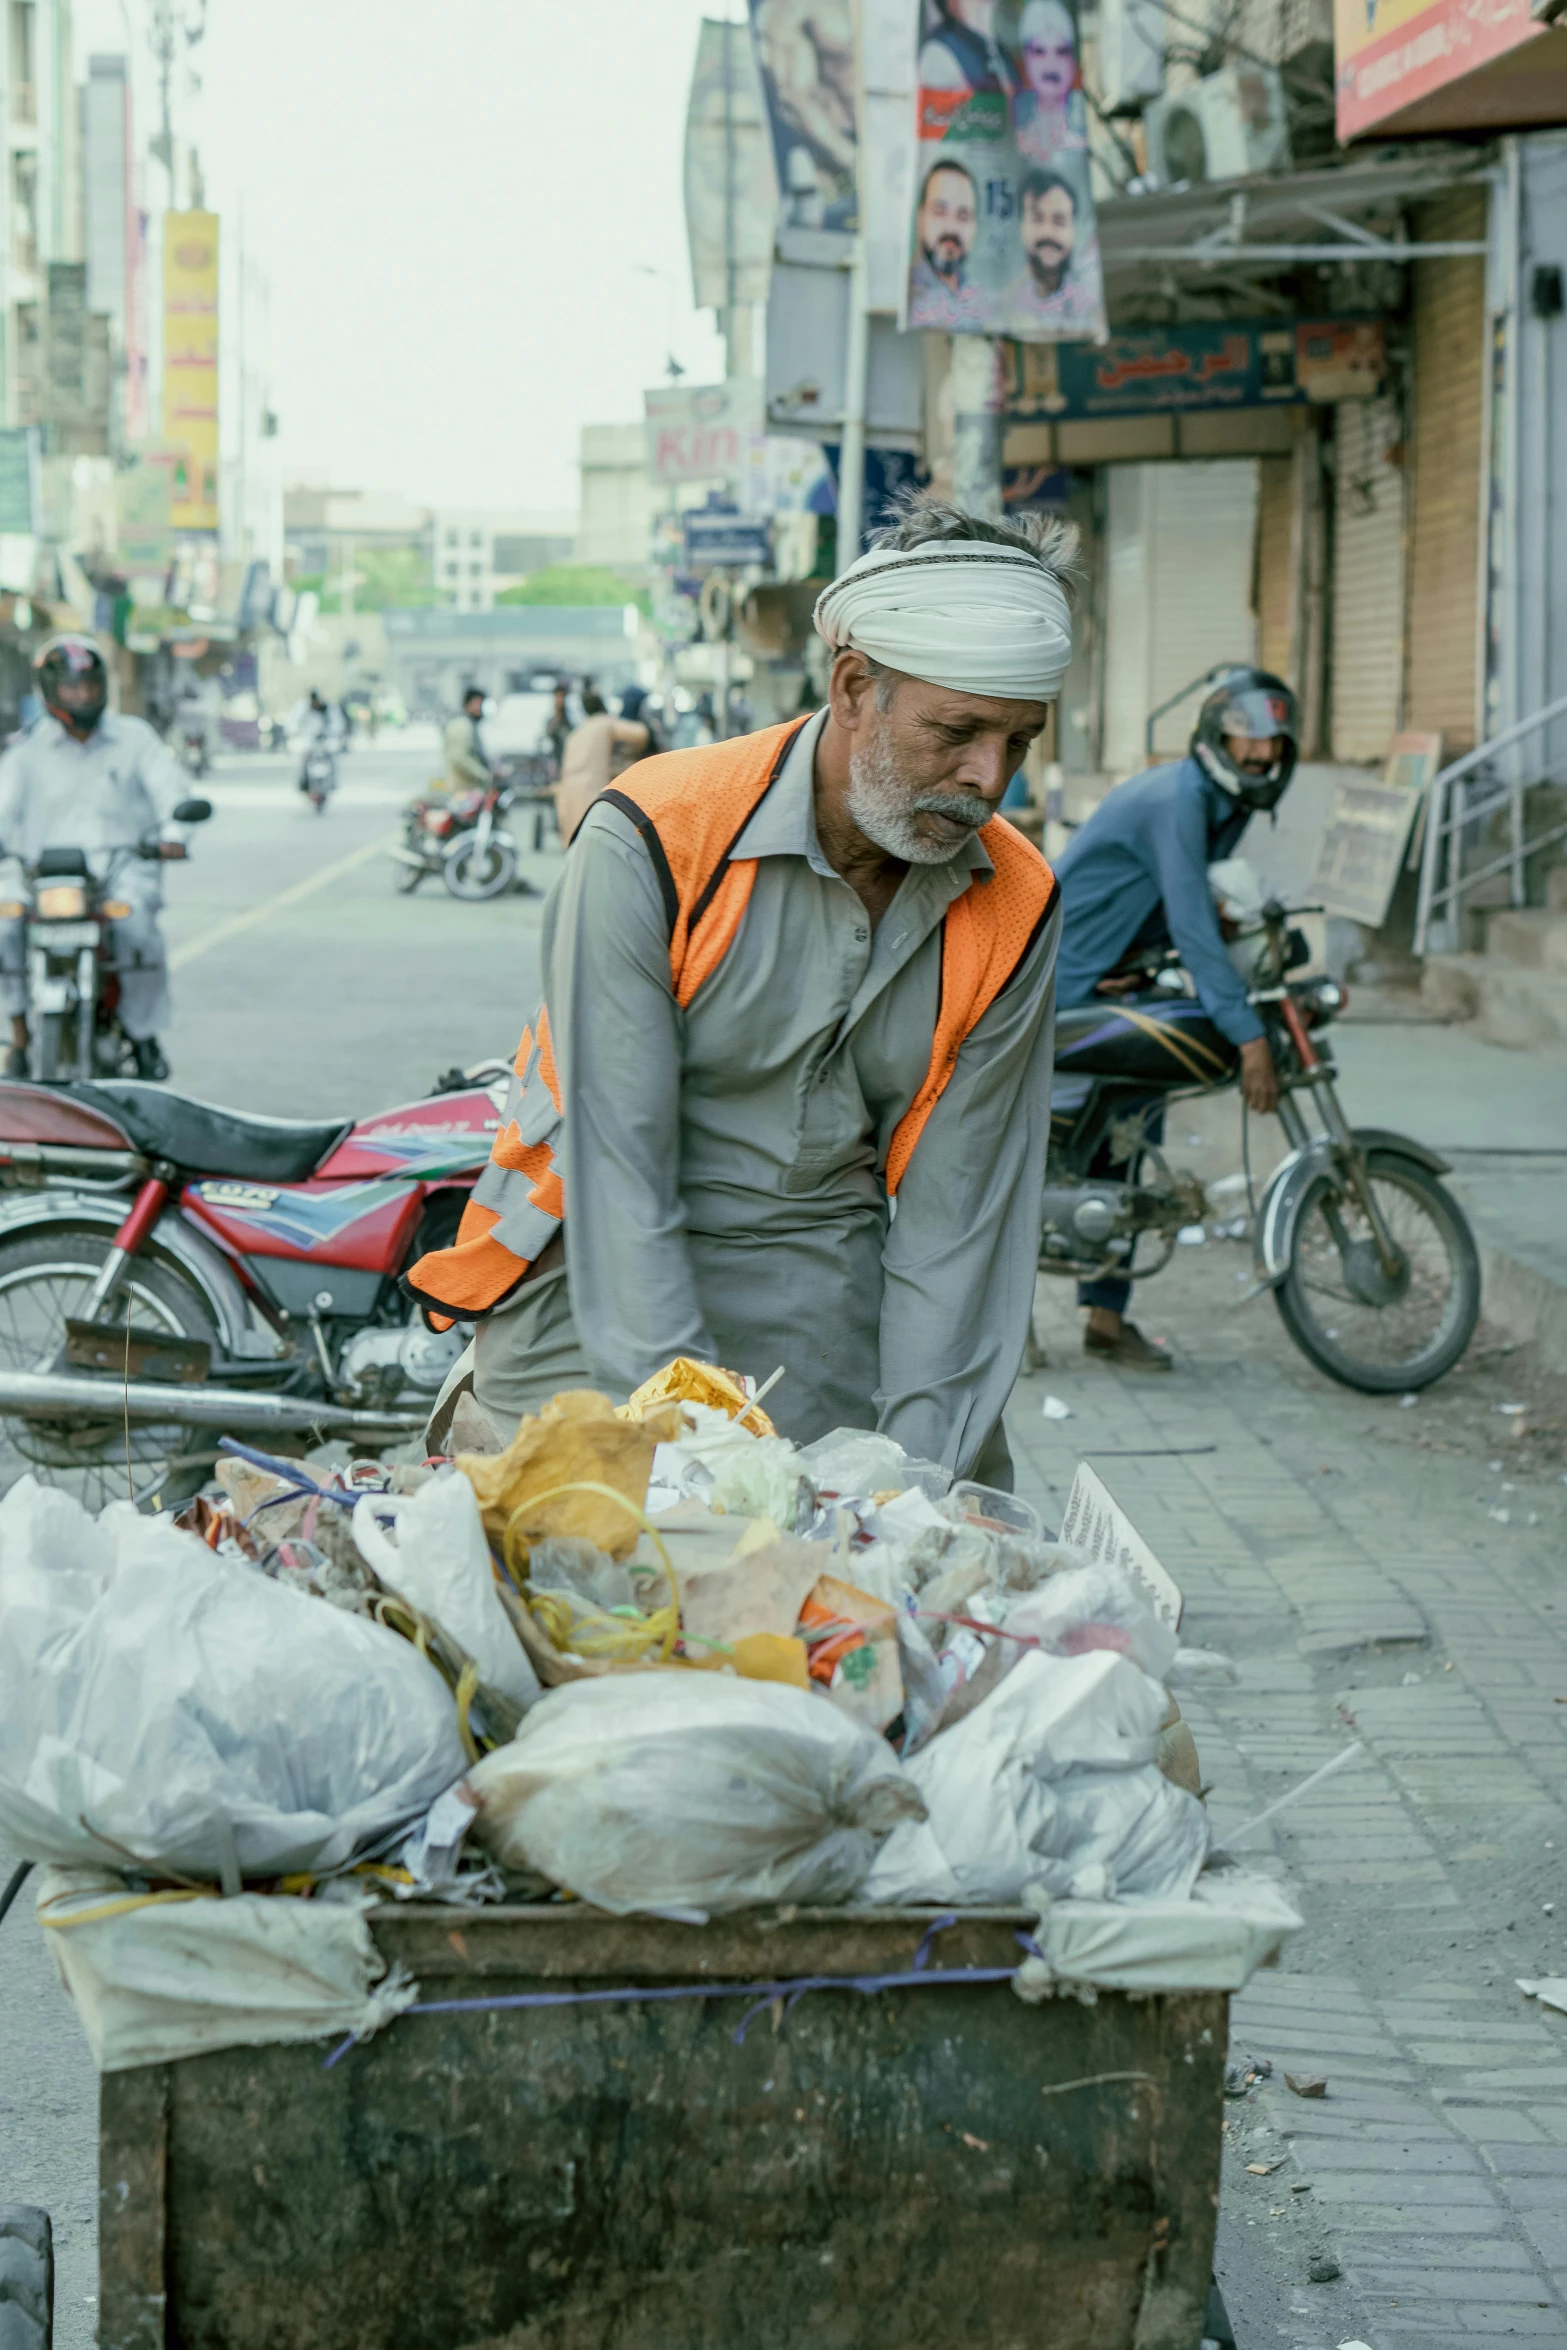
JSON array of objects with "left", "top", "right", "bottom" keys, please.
[{"left": 1239, "top": 1036, "right": 1278, "bottom": 1114}]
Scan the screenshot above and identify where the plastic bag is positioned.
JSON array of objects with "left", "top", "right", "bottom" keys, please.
[
  {"left": 459, "top": 1387, "right": 682, "bottom": 1563},
  {"left": 1023, "top": 1764, "right": 1209, "bottom": 1902},
  {"left": 0, "top": 1477, "right": 468, "bottom": 1883},
  {"left": 351, "top": 1476, "right": 541, "bottom": 1713},
  {"left": 862, "top": 1649, "right": 1175, "bottom": 1906},
  {"left": 650, "top": 1403, "right": 814, "bottom": 1529},
  {"left": 1001, "top": 1561, "right": 1179, "bottom": 1683},
  {"left": 469, "top": 1671, "right": 926, "bottom": 1919},
  {"left": 798, "top": 1427, "right": 951, "bottom": 1503}
]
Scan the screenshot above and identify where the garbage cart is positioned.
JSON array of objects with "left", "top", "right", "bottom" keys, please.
[{"left": 96, "top": 1901, "right": 1225, "bottom": 2350}]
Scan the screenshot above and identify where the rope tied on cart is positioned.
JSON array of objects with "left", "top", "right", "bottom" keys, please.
[{"left": 322, "top": 1912, "right": 1031, "bottom": 2069}]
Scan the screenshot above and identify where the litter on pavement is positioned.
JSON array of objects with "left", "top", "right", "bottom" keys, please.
[{"left": 1, "top": 1356, "right": 1301, "bottom": 2065}]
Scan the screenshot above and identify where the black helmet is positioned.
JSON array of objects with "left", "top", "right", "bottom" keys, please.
[
  {"left": 34, "top": 634, "right": 108, "bottom": 735},
  {"left": 1191, "top": 666, "right": 1298, "bottom": 812}
]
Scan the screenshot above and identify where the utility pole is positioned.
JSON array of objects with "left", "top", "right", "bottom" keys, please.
[{"left": 147, "top": 0, "right": 208, "bottom": 208}]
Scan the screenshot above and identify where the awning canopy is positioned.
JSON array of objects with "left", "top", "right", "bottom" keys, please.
[{"left": 1098, "top": 150, "right": 1493, "bottom": 300}]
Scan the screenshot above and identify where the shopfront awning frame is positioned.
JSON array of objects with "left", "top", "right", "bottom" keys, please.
[{"left": 1099, "top": 153, "right": 1493, "bottom": 279}]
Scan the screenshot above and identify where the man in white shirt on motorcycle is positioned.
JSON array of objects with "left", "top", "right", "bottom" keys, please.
[
  {"left": 0, "top": 636, "right": 194, "bottom": 1080},
  {"left": 287, "top": 688, "right": 347, "bottom": 792}
]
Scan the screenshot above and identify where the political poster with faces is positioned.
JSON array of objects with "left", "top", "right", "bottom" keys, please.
[{"left": 903, "top": 0, "right": 1107, "bottom": 344}]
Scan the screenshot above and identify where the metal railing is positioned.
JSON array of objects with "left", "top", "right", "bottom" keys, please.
[
  {"left": 1144, "top": 666, "right": 1229, "bottom": 760},
  {"left": 1413, "top": 689, "right": 1567, "bottom": 955}
]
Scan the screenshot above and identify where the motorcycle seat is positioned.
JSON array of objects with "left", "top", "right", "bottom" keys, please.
[{"left": 66, "top": 1082, "right": 352, "bottom": 1183}]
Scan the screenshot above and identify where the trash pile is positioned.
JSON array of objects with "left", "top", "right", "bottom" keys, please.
[{"left": 0, "top": 1357, "right": 1300, "bottom": 2064}]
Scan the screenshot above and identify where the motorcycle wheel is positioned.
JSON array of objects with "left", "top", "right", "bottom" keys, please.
[
  {"left": 443, "top": 835, "right": 518, "bottom": 902},
  {"left": 1274, "top": 1149, "right": 1480, "bottom": 1393},
  {"left": 0, "top": 1226, "right": 221, "bottom": 1510},
  {"left": 393, "top": 854, "right": 425, "bottom": 895}
]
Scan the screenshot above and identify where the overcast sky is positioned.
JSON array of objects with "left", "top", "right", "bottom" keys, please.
[{"left": 73, "top": 0, "right": 730, "bottom": 514}]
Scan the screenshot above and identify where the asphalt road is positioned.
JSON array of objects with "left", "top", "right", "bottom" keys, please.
[{"left": 159, "top": 731, "right": 551, "bottom": 1117}]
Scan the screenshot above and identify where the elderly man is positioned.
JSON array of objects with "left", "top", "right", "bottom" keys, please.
[{"left": 411, "top": 498, "right": 1073, "bottom": 1486}]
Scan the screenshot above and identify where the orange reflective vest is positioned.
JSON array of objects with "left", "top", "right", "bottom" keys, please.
[{"left": 407, "top": 717, "right": 1057, "bottom": 1322}]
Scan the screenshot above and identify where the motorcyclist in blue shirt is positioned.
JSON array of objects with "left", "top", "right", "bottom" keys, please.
[{"left": 1053, "top": 667, "right": 1299, "bottom": 1371}]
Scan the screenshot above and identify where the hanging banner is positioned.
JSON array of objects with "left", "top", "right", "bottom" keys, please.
[
  {"left": 161, "top": 208, "right": 219, "bottom": 534},
  {"left": 748, "top": 0, "right": 859, "bottom": 240},
  {"left": 684, "top": 17, "right": 775, "bottom": 310},
  {"left": 903, "top": 0, "right": 1106, "bottom": 342}
]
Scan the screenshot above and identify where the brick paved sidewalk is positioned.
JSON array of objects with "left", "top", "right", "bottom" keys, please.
[{"left": 1011, "top": 1221, "right": 1567, "bottom": 2350}]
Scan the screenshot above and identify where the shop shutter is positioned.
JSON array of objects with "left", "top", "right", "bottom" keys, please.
[
  {"left": 1102, "top": 459, "right": 1259, "bottom": 772},
  {"left": 1404, "top": 190, "right": 1487, "bottom": 755},
  {"left": 1330, "top": 395, "right": 1405, "bottom": 764}
]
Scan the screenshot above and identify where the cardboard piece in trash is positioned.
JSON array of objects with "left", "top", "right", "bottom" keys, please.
[
  {"left": 677, "top": 1532, "right": 825, "bottom": 1650},
  {"left": 1058, "top": 1464, "right": 1183, "bottom": 1631}
]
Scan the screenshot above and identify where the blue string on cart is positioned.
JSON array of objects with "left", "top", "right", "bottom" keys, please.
[{"left": 322, "top": 1915, "right": 1036, "bottom": 2069}]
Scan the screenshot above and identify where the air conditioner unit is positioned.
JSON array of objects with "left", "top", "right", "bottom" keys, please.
[
  {"left": 1143, "top": 67, "right": 1292, "bottom": 187},
  {"left": 1099, "top": 0, "right": 1166, "bottom": 112}
]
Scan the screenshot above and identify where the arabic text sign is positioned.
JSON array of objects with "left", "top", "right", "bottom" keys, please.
[
  {"left": 681, "top": 511, "right": 773, "bottom": 570},
  {"left": 1006, "top": 318, "right": 1385, "bottom": 419},
  {"left": 1334, "top": 0, "right": 1540, "bottom": 138},
  {"left": 161, "top": 209, "right": 219, "bottom": 534}
]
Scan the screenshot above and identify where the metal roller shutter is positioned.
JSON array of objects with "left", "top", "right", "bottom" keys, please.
[
  {"left": 1102, "top": 459, "right": 1260, "bottom": 772},
  {"left": 1330, "top": 395, "right": 1405, "bottom": 764},
  {"left": 1404, "top": 190, "right": 1487, "bottom": 755}
]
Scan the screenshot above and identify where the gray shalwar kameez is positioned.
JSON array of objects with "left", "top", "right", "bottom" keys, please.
[{"left": 471, "top": 710, "right": 1059, "bottom": 1483}]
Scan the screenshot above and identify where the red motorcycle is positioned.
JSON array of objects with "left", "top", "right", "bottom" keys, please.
[{"left": 0, "top": 1064, "right": 507, "bottom": 1508}]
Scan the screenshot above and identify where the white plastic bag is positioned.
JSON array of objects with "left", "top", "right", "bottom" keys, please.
[
  {"left": 469, "top": 1670, "right": 926, "bottom": 1918},
  {"left": 799, "top": 1427, "right": 951, "bottom": 1502},
  {"left": 0, "top": 1477, "right": 468, "bottom": 1883},
  {"left": 650, "top": 1403, "right": 813, "bottom": 1528},
  {"left": 862, "top": 1649, "right": 1186, "bottom": 1906},
  {"left": 38, "top": 1867, "right": 417, "bottom": 2071},
  {"left": 1001, "top": 1562, "right": 1179, "bottom": 1682},
  {"left": 352, "top": 1476, "right": 541, "bottom": 1712}
]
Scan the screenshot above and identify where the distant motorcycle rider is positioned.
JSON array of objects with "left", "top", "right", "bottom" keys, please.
[
  {"left": 1053, "top": 666, "right": 1299, "bottom": 1370},
  {"left": 0, "top": 635, "right": 196, "bottom": 1081},
  {"left": 288, "top": 687, "right": 347, "bottom": 791},
  {"left": 440, "top": 684, "right": 492, "bottom": 795}
]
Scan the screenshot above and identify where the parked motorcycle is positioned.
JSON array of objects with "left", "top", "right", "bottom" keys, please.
[
  {"left": 1043, "top": 898, "right": 1481, "bottom": 1393},
  {"left": 391, "top": 775, "right": 521, "bottom": 901},
  {"left": 4, "top": 801, "right": 212, "bottom": 1084},
  {"left": 0, "top": 1059, "right": 508, "bottom": 1508},
  {"left": 301, "top": 743, "right": 338, "bottom": 813}
]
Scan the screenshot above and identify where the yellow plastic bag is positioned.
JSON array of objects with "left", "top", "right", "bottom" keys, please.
[{"left": 457, "top": 1388, "right": 683, "bottom": 1564}]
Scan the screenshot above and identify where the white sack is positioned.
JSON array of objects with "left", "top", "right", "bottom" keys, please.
[
  {"left": 0, "top": 1476, "right": 468, "bottom": 1882},
  {"left": 37, "top": 1867, "right": 416, "bottom": 2071},
  {"left": 469, "top": 1670, "right": 925, "bottom": 1919},
  {"left": 352, "top": 1477, "right": 541, "bottom": 1711},
  {"left": 862, "top": 1650, "right": 1202, "bottom": 1905},
  {"left": 1012, "top": 1869, "right": 1302, "bottom": 1998},
  {"left": 1002, "top": 1562, "right": 1179, "bottom": 1682}
]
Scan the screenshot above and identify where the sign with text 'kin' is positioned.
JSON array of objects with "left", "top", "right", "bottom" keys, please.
[
  {"left": 645, "top": 381, "right": 763, "bottom": 490},
  {"left": 162, "top": 210, "right": 219, "bottom": 534}
]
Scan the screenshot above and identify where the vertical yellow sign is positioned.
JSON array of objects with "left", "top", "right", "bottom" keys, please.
[{"left": 162, "top": 209, "right": 219, "bottom": 533}]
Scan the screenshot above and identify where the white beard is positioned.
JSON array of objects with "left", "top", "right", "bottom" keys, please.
[{"left": 846, "top": 729, "right": 990, "bottom": 865}]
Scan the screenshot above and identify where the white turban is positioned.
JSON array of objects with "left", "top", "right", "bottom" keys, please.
[{"left": 813, "top": 540, "right": 1073, "bottom": 703}]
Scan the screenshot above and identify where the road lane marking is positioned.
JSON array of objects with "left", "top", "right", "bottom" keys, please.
[{"left": 169, "top": 829, "right": 398, "bottom": 971}]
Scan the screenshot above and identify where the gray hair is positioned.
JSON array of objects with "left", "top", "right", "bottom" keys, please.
[{"left": 855, "top": 490, "right": 1080, "bottom": 707}]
